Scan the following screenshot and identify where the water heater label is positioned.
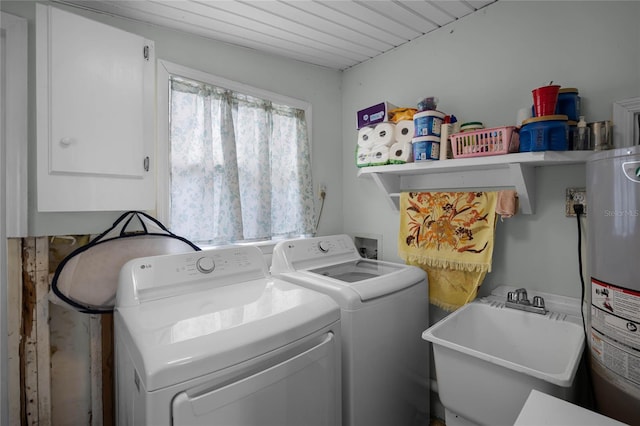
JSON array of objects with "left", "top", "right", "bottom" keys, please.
[
  {"left": 622, "top": 160, "right": 640, "bottom": 183},
  {"left": 591, "top": 278, "right": 640, "bottom": 389}
]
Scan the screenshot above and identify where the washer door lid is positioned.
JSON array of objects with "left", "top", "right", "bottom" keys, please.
[
  {"left": 349, "top": 268, "right": 425, "bottom": 300},
  {"left": 307, "top": 260, "right": 427, "bottom": 301}
]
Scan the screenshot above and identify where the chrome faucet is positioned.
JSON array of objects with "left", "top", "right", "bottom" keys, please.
[{"left": 505, "top": 288, "right": 547, "bottom": 315}]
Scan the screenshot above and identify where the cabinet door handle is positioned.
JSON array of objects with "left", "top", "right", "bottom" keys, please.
[
  {"left": 143, "top": 156, "right": 150, "bottom": 172},
  {"left": 59, "top": 137, "right": 74, "bottom": 147}
]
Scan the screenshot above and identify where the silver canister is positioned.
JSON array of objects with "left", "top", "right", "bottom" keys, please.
[{"left": 591, "top": 121, "right": 613, "bottom": 151}]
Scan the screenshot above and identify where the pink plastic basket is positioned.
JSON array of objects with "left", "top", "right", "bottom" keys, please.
[{"left": 450, "top": 126, "right": 519, "bottom": 158}]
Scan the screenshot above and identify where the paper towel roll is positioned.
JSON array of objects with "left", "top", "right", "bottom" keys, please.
[
  {"left": 369, "top": 145, "right": 390, "bottom": 166},
  {"left": 389, "top": 142, "right": 413, "bottom": 164},
  {"left": 394, "top": 120, "right": 414, "bottom": 144},
  {"left": 372, "top": 122, "right": 396, "bottom": 147},
  {"left": 356, "top": 146, "right": 371, "bottom": 167},
  {"left": 357, "top": 126, "right": 376, "bottom": 148}
]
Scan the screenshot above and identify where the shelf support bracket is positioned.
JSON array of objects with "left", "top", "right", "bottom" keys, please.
[
  {"left": 509, "top": 163, "right": 535, "bottom": 214},
  {"left": 370, "top": 172, "right": 400, "bottom": 211}
]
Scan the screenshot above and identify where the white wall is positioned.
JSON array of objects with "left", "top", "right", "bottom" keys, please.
[
  {"left": 0, "top": 0, "right": 344, "bottom": 237},
  {"left": 341, "top": 0, "right": 640, "bottom": 300}
]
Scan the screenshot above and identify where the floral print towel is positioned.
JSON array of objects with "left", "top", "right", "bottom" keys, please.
[{"left": 398, "top": 192, "right": 498, "bottom": 311}]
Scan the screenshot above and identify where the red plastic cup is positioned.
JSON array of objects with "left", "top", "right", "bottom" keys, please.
[{"left": 532, "top": 85, "right": 560, "bottom": 117}]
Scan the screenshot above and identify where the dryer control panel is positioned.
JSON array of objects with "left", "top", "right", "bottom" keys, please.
[{"left": 117, "top": 246, "right": 268, "bottom": 306}]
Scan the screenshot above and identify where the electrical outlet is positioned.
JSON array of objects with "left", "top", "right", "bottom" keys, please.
[
  {"left": 565, "top": 187, "right": 587, "bottom": 217},
  {"left": 318, "top": 184, "right": 327, "bottom": 199}
]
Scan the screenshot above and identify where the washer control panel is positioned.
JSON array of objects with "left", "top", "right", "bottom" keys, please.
[
  {"left": 294, "top": 236, "right": 354, "bottom": 258},
  {"left": 272, "top": 234, "right": 360, "bottom": 272}
]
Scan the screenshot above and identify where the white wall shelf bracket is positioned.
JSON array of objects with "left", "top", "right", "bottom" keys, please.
[
  {"left": 369, "top": 172, "right": 400, "bottom": 211},
  {"left": 508, "top": 163, "right": 536, "bottom": 214}
]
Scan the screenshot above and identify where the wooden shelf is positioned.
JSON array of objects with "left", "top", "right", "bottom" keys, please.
[{"left": 357, "top": 151, "right": 593, "bottom": 214}]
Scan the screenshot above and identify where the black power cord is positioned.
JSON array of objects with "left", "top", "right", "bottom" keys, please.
[
  {"left": 573, "top": 202, "right": 597, "bottom": 409},
  {"left": 573, "top": 203, "right": 587, "bottom": 333},
  {"left": 315, "top": 188, "right": 326, "bottom": 232}
]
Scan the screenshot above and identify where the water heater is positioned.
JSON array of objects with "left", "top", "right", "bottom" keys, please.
[{"left": 587, "top": 145, "right": 640, "bottom": 425}]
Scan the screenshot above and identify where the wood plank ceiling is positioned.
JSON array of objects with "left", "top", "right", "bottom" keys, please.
[{"left": 55, "top": 0, "right": 496, "bottom": 70}]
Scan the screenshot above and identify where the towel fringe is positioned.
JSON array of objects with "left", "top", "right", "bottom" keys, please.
[
  {"left": 401, "top": 254, "right": 491, "bottom": 274},
  {"left": 431, "top": 298, "right": 471, "bottom": 312}
]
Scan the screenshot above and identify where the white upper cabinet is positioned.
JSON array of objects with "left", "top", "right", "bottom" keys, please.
[{"left": 36, "top": 4, "right": 155, "bottom": 212}]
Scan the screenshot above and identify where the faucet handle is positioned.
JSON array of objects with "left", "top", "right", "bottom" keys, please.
[
  {"left": 532, "top": 296, "right": 545, "bottom": 308},
  {"left": 515, "top": 288, "right": 529, "bottom": 303}
]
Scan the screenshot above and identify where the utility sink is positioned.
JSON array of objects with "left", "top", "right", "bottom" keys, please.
[{"left": 422, "top": 289, "right": 585, "bottom": 426}]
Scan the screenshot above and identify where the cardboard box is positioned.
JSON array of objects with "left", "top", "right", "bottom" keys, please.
[{"left": 356, "top": 102, "right": 397, "bottom": 129}]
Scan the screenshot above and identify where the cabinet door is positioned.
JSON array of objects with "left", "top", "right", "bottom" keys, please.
[{"left": 36, "top": 5, "right": 155, "bottom": 212}]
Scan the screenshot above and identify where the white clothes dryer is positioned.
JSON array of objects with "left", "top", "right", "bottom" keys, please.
[
  {"left": 115, "top": 245, "right": 341, "bottom": 426},
  {"left": 271, "top": 234, "right": 430, "bottom": 426}
]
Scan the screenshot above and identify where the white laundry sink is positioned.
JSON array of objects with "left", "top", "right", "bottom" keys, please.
[{"left": 422, "top": 292, "right": 585, "bottom": 426}]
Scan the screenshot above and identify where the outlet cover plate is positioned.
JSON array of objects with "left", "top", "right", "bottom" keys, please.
[{"left": 566, "top": 187, "right": 587, "bottom": 217}]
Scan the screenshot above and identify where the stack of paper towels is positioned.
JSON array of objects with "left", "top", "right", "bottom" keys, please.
[{"left": 356, "top": 120, "right": 414, "bottom": 167}]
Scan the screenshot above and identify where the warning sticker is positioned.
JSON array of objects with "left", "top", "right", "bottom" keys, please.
[
  {"left": 591, "top": 328, "right": 640, "bottom": 388},
  {"left": 591, "top": 278, "right": 640, "bottom": 389},
  {"left": 592, "top": 278, "right": 640, "bottom": 325}
]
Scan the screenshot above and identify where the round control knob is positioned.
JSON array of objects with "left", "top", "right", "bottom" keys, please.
[
  {"left": 196, "top": 256, "right": 215, "bottom": 273},
  {"left": 318, "top": 241, "right": 330, "bottom": 253}
]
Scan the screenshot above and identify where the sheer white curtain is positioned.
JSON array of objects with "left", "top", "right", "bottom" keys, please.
[{"left": 169, "top": 77, "right": 315, "bottom": 243}]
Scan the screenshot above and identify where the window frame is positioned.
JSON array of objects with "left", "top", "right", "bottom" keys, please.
[{"left": 156, "top": 60, "right": 313, "bottom": 227}]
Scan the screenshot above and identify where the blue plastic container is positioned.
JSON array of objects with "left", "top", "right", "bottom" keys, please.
[
  {"left": 555, "top": 88, "right": 580, "bottom": 121},
  {"left": 414, "top": 110, "right": 445, "bottom": 137},
  {"left": 413, "top": 136, "right": 440, "bottom": 161},
  {"left": 519, "top": 115, "right": 569, "bottom": 152}
]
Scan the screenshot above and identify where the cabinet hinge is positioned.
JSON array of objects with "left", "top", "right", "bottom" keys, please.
[{"left": 143, "top": 45, "right": 150, "bottom": 61}]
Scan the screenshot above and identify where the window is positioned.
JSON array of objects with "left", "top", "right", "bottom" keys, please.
[{"left": 158, "top": 61, "right": 315, "bottom": 244}]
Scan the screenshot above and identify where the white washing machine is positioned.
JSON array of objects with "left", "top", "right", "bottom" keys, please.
[
  {"left": 271, "top": 234, "right": 430, "bottom": 426},
  {"left": 115, "top": 245, "right": 342, "bottom": 425}
]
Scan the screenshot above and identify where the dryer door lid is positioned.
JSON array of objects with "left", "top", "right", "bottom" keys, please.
[
  {"left": 116, "top": 278, "right": 339, "bottom": 391},
  {"left": 171, "top": 332, "right": 338, "bottom": 424}
]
